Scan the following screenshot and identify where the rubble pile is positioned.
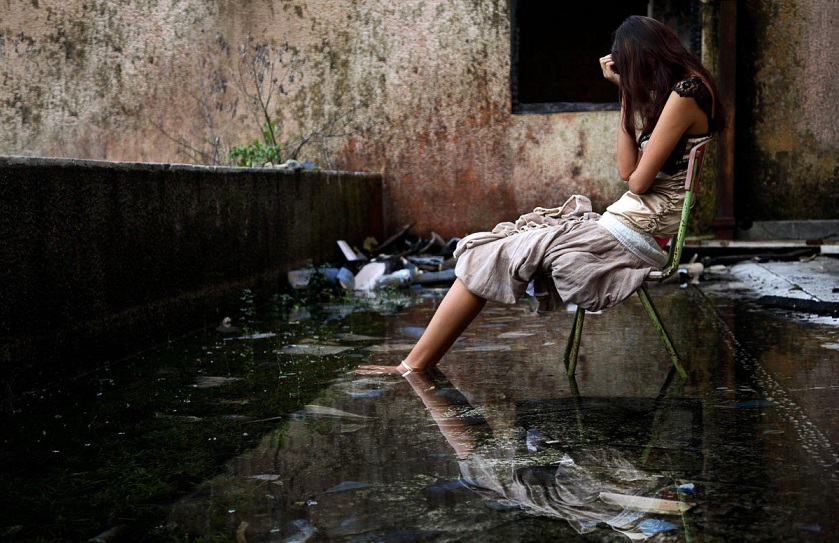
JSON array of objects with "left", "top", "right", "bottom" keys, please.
[{"left": 287, "top": 224, "right": 461, "bottom": 294}]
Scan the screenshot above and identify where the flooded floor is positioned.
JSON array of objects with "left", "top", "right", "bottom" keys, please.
[{"left": 2, "top": 280, "right": 838, "bottom": 542}]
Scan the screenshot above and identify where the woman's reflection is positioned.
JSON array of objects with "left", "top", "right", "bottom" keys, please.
[{"left": 403, "top": 369, "right": 693, "bottom": 541}]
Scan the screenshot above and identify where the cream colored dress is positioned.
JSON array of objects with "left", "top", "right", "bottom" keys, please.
[{"left": 454, "top": 77, "right": 714, "bottom": 312}]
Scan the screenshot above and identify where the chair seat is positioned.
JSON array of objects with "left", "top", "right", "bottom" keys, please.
[{"left": 564, "top": 140, "right": 711, "bottom": 379}]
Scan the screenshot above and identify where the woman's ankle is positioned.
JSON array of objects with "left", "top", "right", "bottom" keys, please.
[{"left": 398, "top": 360, "right": 425, "bottom": 376}]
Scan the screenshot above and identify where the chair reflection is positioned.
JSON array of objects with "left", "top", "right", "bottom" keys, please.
[{"left": 405, "top": 368, "right": 701, "bottom": 539}]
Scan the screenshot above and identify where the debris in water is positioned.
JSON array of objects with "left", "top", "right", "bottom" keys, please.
[
  {"left": 88, "top": 525, "right": 126, "bottom": 543},
  {"left": 452, "top": 344, "right": 512, "bottom": 353},
  {"left": 365, "top": 343, "right": 417, "bottom": 353},
  {"left": 498, "top": 331, "right": 536, "bottom": 339},
  {"left": 599, "top": 492, "right": 694, "bottom": 514},
  {"left": 296, "top": 405, "right": 372, "bottom": 420},
  {"left": 526, "top": 428, "right": 545, "bottom": 453},
  {"left": 250, "top": 474, "right": 281, "bottom": 481},
  {"left": 278, "top": 344, "right": 354, "bottom": 356},
  {"left": 674, "top": 482, "right": 695, "bottom": 494},
  {"left": 353, "top": 262, "right": 387, "bottom": 291},
  {"left": 192, "top": 376, "right": 241, "bottom": 389},
  {"left": 224, "top": 332, "right": 277, "bottom": 341},
  {"left": 283, "top": 519, "right": 316, "bottom": 542},
  {"left": 637, "top": 518, "right": 679, "bottom": 536},
  {"left": 326, "top": 480, "right": 371, "bottom": 493},
  {"left": 334, "top": 332, "right": 385, "bottom": 342},
  {"left": 216, "top": 317, "right": 241, "bottom": 334},
  {"left": 337, "top": 240, "right": 368, "bottom": 262},
  {"left": 287, "top": 267, "right": 355, "bottom": 290}
]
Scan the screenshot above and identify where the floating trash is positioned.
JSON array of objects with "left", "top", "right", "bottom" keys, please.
[
  {"left": 484, "top": 499, "right": 524, "bottom": 511},
  {"left": 637, "top": 518, "right": 679, "bottom": 536},
  {"left": 250, "top": 474, "right": 281, "bottom": 481},
  {"left": 599, "top": 492, "right": 694, "bottom": 514},
  {"left": 339, "top": 423, "right": 366, "bottom": 433},
  {"left": 215, "top": 317, "right": 241, "bottom": 334},
  {"left": 334, "top": 333, "right": 385, "bottom": 342},
  {"left": 452, "top": 344, "right": 512, "bottom": 353},
  {"left": 284, "top": 519, "right": 316, "bottom": 542},
  {"left": 192, "top": 376, "right": 241, "bottom": 389},
  {"left": 498, "top": 331, "right": 536, "bottom": 339},
  {"left": 277, "top": 344, "right": 354, "bottom": 356},
  {"left": 296, "top": 405, "right": 372, "bottom": 420},
  {"left": 526, "top": 428, "right": 545, "bottom": 453},
  {"left": 224, "top": 332, "right": 277, "bottom": 341},
  {"left": 325, "top": 480, "right": 371, "bottom": 493},
  {"left": 365, "top": 343, "right": 417, "bottom": 353},
  {"left": 345, "top": 389, "right": 388, "bottom": 399},
  {"left": 674, "top": 482, "right": 696, "bottom": 494}
]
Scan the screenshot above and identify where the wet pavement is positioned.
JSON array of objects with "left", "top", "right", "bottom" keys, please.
[{"left": 2, "top": 260, "right": 838, "bottom": 542}]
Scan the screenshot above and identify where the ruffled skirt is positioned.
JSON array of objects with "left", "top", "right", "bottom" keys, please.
[{"left": 453, "top": 196, "right": 661, "bottom": 312}]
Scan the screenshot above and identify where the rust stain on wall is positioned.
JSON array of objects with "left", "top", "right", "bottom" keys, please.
[
  {"left": 2, "top": 0, "right": 666, "bottom": 238},
  {"left": 737, "top": 0, "right": 839, "bottom": 220}
]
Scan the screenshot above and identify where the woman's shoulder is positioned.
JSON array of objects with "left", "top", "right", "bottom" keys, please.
[
  {"left": 672, "top": 75, "right": 711, "bottom": 100},
  {"left": 672, "top": 75, "right": 713, "bottom": 117}
]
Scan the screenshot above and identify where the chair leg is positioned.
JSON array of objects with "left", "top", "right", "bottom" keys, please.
[
  {"left": 564, "top": 306, "right": 586, "bottom": 375},
  {"left": 567, "top": 376, "right": 586, "bottom": 441},
  {"left": 636, "top": 285, "right": 687, "bottom": 378}
]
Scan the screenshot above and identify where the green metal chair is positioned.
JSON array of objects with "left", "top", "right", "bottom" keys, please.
[{"left": 564, "top": 140, "right": 711, "bottom": 379}]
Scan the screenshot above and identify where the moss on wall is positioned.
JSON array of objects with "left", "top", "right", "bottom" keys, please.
[
  {"left": 736, "top": 0, "right": 839, "bottom": 221},
  {"left": 0, "top": 0, "right": 636, "bottom": 238},
  {"left": 7, "top": 0, "right": 802, "bottom": 236}
]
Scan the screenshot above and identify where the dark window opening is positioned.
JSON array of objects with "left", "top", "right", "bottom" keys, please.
[{"left": 511, "top": 1, "right": 679, "bottom": 114}]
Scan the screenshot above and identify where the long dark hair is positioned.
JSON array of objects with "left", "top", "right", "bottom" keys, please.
[{"left": 611, "top": 16, "right": 726, "bottom": 136}]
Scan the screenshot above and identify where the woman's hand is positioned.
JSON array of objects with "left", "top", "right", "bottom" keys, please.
[{"left": 600, "top": 54, "right": 620, "bottom": 85}]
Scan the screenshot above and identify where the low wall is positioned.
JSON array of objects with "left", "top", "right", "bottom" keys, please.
[{"left": 0, "top": 157, "right": 383, "bottom": 402}]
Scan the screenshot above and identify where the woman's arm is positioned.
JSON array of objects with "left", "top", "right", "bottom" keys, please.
[
  {"left": 599, "top": 55, "right": 639, "bottom": 183},
  {"left": 617, "top": 101, "right": 639, "bottom": 181},
  {"left": 404, "top": 371, "right": 481, "bottom": 459},
  {"left": 624, "top": 91, "right": 706, "bottom": 194}
]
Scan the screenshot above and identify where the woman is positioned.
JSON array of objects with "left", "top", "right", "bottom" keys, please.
[{"left": 359, "top": 16, "right": 725, "bottom": 377}]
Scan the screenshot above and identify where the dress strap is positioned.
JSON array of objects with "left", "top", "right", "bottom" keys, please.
[{"left": 673, "top": 76, "right": 713, "bottom": 127}]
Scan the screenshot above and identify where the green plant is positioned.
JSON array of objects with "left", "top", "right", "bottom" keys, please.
[{"left": 228, "top": 121, "right": 284, "bottom": 167}]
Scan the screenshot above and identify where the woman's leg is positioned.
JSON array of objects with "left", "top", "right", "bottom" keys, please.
[
  {"left": 355, "top": 278, "right": 486, "bottom": 374},
  {"left": 402, "top": 278, "right": 487, "bottom": 371}
]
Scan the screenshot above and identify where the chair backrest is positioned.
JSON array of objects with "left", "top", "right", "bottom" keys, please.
[{"left": 646, "top": 139, "right": 711, "bottom": 281}]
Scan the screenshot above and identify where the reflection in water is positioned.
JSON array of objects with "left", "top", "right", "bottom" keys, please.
[
  {"left": 168, "top": 367, "right": 699, "bottom": 541},
  {"left": 403, "top": 370, "right": 692, "bottom": 541},
  {"left": 9, "top": 284, "right": 836, "bottom": 541}
]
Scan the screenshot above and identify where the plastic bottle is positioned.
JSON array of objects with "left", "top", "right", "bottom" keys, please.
[{"left": 375, "top": 268, "right": 414, "bottom": 289}]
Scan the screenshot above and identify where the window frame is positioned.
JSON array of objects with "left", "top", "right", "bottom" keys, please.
[
  {"left": 509, "top": 1, "right": 623, "bottom": 114},
  {"left": 508, "top": 1, "right": 702, "bottom": 115}
]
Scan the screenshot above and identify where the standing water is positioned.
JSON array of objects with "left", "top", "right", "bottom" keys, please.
[{"left": 1, "top": 281, "right": 837, "bottom": 542}]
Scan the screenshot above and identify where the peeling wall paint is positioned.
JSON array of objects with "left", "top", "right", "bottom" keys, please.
[
  {"left": 736, "top": 0, "right": 839, "bottom": 221},
  {"left": 0, "top": 0, "right": 634, "bottom": 238},
  {"left": 11, "top": 1, "right": 818, "bottom": 237}
]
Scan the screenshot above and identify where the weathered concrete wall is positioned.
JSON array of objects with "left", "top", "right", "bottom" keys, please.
[
  {"left": 16, "top": 1, "right": 830, "bottom": 235},
  {"left": 736, "top": 0, "right": 839, "bottom": 222},
  {"left": 0, "top": 0, "right": 627, "bottom": 238},
  {"left": 0, "top": 157, "right": 383, "bottom": 395}
]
